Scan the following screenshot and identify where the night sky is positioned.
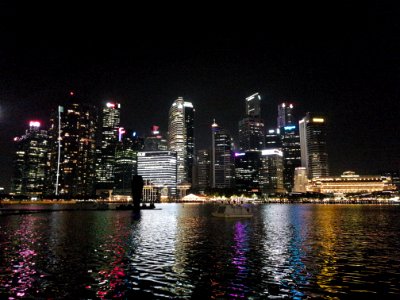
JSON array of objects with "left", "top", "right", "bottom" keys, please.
[{"left": 1, "top": 3, "right": 399, "bottom": 191}]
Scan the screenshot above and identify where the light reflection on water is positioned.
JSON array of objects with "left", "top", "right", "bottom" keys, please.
[{"left": 1, "top": 204, "right": 400, "bottom": 299}]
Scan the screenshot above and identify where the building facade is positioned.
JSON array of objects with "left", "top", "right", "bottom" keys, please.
[
  {"left": 144, "top": 125, "right": 168, "bottom": 151},
  {"left": 193, "top": 149, "right": 211, "bottom": 193},
  {"left": 48, "top": 100, "right": 98, "bottom": 197},
  {"left": 137, "top": 151, "right": 177, "bottom": 199},
  {"left": 259, "top": 149, "right": 284, "bottom": 195},
  {"left": 212, "top": 121, "right": 235, "bottom": 189},
  {"left": 280, "top": 125, "right": 301, "bottom": 192},
  {"left": 277, "top": 102, "right": 294, "bottom": 129},
  {"left": 234, "top": 151, "right": 262, "bottom": 195},
  {"left": 299, "top": 113, "right": 329, "bottom": 179},
  {"left": 168, "top": 97, "right": 195, "bottom": 185},
  {"left": 11, "top": 121, "right": 49, "bottom": 198},
  {"left": 96, "top": 102, "right": 121, "bottom": 191}
]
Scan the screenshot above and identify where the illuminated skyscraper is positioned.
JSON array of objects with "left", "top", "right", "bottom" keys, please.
[
  {"left": 234, "top": 151, "right": 262, "bottom": 195},
  {"left": 168, "top": 97, "right": 195, "bottom": 184},
  {"left": 48, "top": 96, "right": 98, "bottom": 197},
  {"left": 212, "top": 120, "right": 235, "bottom": 188},
  {"left": 280, "top": 125, "right": 301, "bottom": 192},
  {"left": 277, "top": 102, "right": 294, "bottom": 129},
  {"left": 113, "top": 128, "right": 139, "bottom": 196},
  {"left": 137, "top": 151, "right": 177, "bottom": 198},
  {"left": 299, "top": 113, "right": 329, "bottom": 179},
  {"left": 260, "top": 149, "right": 284, "bottom": 195},
  {"left": 239, "top": 93, "right": 265, "bottom": 151},
  {"left": 11, "top": 121, "right": 49, "bottom": 198},
  {"left": 193, "top": 149, "right": 211, "bottom": 193},
  {"left": 96, "top": 102, "right": 121, "bottom": 191}
]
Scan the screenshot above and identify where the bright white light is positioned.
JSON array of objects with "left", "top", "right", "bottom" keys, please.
[
  {"left": 29, "top": 121, "right": 41, "bottom": 127},
  {"left": 184, "top": 102, "right": 193, "bottom": 108},
  {"left": 106, "top": 102, "right": 115, "bottom": 108},
  {"left": 261, "top": 149, "right": 283, "bottom": 156}
]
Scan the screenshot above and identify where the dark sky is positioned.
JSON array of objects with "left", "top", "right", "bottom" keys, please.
[{"left": 1, "top": 3, "right": 399, "bottom": 191}]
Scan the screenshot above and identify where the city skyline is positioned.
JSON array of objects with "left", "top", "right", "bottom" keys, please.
[{"left": 1, "top": 10, "right": 399, "bottom": 190}]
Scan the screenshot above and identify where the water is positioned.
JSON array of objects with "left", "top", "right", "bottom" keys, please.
[{"left": 1, "top": 204, "right": 400, "bottom": 299}]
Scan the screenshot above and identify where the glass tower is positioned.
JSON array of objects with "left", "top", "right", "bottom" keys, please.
[{"left": 168, "top": 97, "right": 195, "bottom": 185}]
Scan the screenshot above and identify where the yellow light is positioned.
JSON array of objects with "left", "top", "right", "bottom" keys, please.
[{"left": 312, "top": 118, "right": 324, "bottom": 123}]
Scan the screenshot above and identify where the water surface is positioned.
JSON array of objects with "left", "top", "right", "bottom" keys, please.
[{"left": 1, "top": 204, "right": 400, "bottom": 299}]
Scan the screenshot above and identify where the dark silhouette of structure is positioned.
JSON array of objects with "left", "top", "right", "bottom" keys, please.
[{"left": 131, "top": 175, "right": 144, "bottom": 211}]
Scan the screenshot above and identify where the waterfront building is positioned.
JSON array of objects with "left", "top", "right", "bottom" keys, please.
[
  {"left": 280, "top": 125, "right": 301, "bottom": 192},
  {"left": 144, "top": 125, "right": 168, "bottom": 151},
  {"left": 96, "top": 102, "right": 121, "bottom": 191},
  {"left": 11, "top": 121, "right": 49, "bottom": 198},
  {"left": 48, "top": 97, "right": 98, "bottom": 197},
  {"left": 299, "top": 112, "right": 329, "bottom": 179},
  {"left": 168, "top": 97, "right": 195, "bottom": 185},
  {"left": 113, "top": 128, "right": 139, "bottom": 196},
  {"left": 238, "top": 93, "right": 265, "bottom": 151},
  {"left": 211, "top": 120, "right": 235, "bottom": 189},
  {"left": 137, "top": 151, "right": 177, "bottom": 199},
  {"left": 259, "top": 149, "right": 284, "bottom": 195},
  {"left": 193, "top": 149, "right": 211, "bottom": 193},
  {"left": 277, "top": 102, "right": 294, "bottom": 129},
  {"left": 293, "top": 167, "right": 308, "bottom": 193},
  {"left": 381, "top": 171, "right": 400, "bottom": 191},
  {"left": 307, "top": 171, "right": 396, "bottom": 194},
  {"left": 234, "top": 151, "right": 262, "bottom": 195}
]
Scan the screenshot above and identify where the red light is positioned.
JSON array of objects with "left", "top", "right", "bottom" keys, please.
[{"left": 70, "top": 91, "right": 74, "bottom": 96}]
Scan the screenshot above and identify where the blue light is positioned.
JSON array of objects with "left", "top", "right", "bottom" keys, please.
[
  {"left": 284, "top": 125, "right": 296, "bottom": 130},
  {"left": 132, "top": 131, "right": 137, "bottom": 137}
]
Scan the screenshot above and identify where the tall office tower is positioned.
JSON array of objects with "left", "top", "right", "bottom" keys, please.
[
  {"left": 265, "top": 129, "right": 282, "bottom": 149},
  {"left": 280, "top": 125, "right": 301, "bottom": 192},
  {"left": 234, "top": 151, "right": 262, "bottom": 195},
  {"left": 48, "top": 96, "right": 98, "bottom": 197},
  {"left": 168, "top": 97, "right": 195, "bottom": 185},
  {"left": 137, "top": 151, "right": 177, "bottom": 199},
  {"left": 96, "top": 102, "right": 121, "bottom": 191},
  {"left": 194, "top": 149, "right": 211, "bottom": 193},
  {"left": 211, "top": 120, "right": 235, "bottom": 189},
  {"left": 259, "top": 149, "right": 284, "bottom": 195},
  {"left": 293, "top": 167, "right": 308, "bottom": 193},
  {"left": 144, "top": 125, "right": 168, "bottom": 151},
  {"left": 299, "top": 113, "right": 329, "bottom": 179},
  {"left": 113, "top": 128, "right": 139, "bottom": 195},
  {"left": 277, "top": 102, "right": 294, "bottom": 129},
  {"left": 238, "top": 93, "right": 265, "bottom": 151},
  {"left": 11, "top": 121, "right": 49, "bottom": 198}
]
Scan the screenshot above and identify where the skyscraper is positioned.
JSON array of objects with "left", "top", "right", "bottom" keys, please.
[
  {"left": 239, "top": 93, "right": 265, "bottom": 151},
  {"left": 211, "top": 120, "right": 235, "bottom": 189},
  {"left": 144, "top": 125, "right": 168, "bottom": 151},
  {"left": 277, "top": 102, "right": 294, "bottom": 129},
  {"left": 48, "top": 96, "right": 98, "bottom": 197},
  {"left": 96, "top": 102, "right": 121, "bottom": 191},
  {"left": 234, "top": 151, "right": 262, "bottom": 195},
  {"left": 260, "top": 149, "right": 284, "bottom": 195},
  {"left": 193, "top": 149, "right": 211, "bottom": 193},
  {"left": 299, "top": 113, "right": 329, "bottom": 179},
  {"left": 11, "top": 121, "right": 49, "bottom": 198},
  {"left": 113, "top": 128, "right": 139, "bottom": 196},
  {"left": 168, "top": 97, "right": 195, "bottom": 185},
  {"left": 280, "top": 125, "right": 301, "bottom": 192}
]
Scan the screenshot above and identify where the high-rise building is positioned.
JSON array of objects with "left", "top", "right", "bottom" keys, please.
[
  {"left": 265, "top": 129, "right": 281, "bottom": 149},
  {"left": 246, "top": 92, "right": 262, "bottom": 117},
  {"left": 211, "top": 120, "right": 235, "bottom": 189},
  {"left": 144, "top": 125, "right": 168, "bottom": 151},
  {"left": 168, "top": 97, "right": 195, "bottom": 185},
  {"left": 259, "top": 149, "right": 284, "bottom": 195},
  {"left": 113, "top": 128, "right": 139, "bottom": 196},
  {"left": 48, "top": 97, "right": 98, "bottom": 197},
  {"left": 193, "top": 149, "right": 211, "bottom": 193},
  {"left": 277, "top": 102, "right": 294, "bottom": 129},
  {"left": 239, "top": 93, "right": 265, "bottom": 151},
  {"left": 299, "top": 113, "right": 329, "bottom": 179},
  {"left": 137, "top": 151, "right": 177, "bottom": 199},
  {"left": 234, "top": 151, "right": 262, "bottom": 195},
  {"left": 280, "top": 125, "right": 301, "bottom": 192},
  {"left": 11, "top": 121, "right": 49, "bottom": 198},
  {"left": 96, "top": 102, "right": 121, "bottom": 191}
]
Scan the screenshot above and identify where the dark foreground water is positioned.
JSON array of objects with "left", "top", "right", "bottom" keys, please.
[{"left": 1, "top": 204, "right": 400, "bottom": 299}]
